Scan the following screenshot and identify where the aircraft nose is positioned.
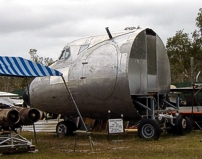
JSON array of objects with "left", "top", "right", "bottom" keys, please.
[{"left": 22, "top": 89, "right": 30, "bottom": 106}]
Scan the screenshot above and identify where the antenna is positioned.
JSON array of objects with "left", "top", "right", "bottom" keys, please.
[{"left": 105, "top": 27, "right": 113, "bottom": 39}]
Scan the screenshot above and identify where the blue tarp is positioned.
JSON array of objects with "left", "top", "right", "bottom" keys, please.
[{"left": 0, "top": 56, "right": 62, "bottom": 77}]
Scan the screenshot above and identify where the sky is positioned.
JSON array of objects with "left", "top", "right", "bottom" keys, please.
[{"left": 0, "top": 0, "right": 201, "bottom": 61}]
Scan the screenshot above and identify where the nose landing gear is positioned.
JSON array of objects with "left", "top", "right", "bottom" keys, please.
[{"left": 56, "top": 121, "right": 77, "bottom": 136}]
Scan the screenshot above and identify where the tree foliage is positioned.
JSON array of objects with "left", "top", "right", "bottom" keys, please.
[
  {"left": 32, "top": 54, "right": 54, "bottom": 66},
  {"left": 196, "top": 8, "right": 202, "bottom": 33},
  {"left": 166, "top": 8, "right": 202, "bottom": 83}
]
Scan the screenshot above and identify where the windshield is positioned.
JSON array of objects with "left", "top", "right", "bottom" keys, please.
[{"left": 59, "top": 47, "right": 71, "bottom": 60}]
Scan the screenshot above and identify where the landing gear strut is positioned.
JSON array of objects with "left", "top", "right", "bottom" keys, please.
[{"left": 166, "top": 115, "right": 192, "bottom": 135}]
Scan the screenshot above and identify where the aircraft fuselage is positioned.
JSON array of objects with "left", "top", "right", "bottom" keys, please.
[{"left": 29, "top": 28, "right": 170, "bottom": 120}]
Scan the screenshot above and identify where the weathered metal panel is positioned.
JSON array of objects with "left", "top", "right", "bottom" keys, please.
[
  {"left": 147, "top": 34, "right": 157, "bottom": 92},
  {"left": 147, "top": 75, "right": 157, "bottom": 92},
  {"left": 156, "top": 35, "right": 170, "bottom": 93},
  {"left": 81, "top": 42, "right": 117, "bottom": 99},
  {"left": 128, "top": 59, "right": 147, "bottom": 95},
  {"left": 147, "top": 35, "right": 157, "bottom": 75},
  {"left": 70, "top": 45, "right": 80, "bottom": 60},
  {"left": 130, "top": 31, "right": 146, "bottom": 59},
  {"left": 128, "top": 29, "right": 170, "bottom": 95},
  {"left": 89, "top": 35, "right": 109, "bottom": 48},
  {"left": 128, "top": 30, "right": 147, "bottom": 95}
]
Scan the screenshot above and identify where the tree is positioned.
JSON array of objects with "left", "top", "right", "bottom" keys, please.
[
  {"left": 166, "top": 8, "right": 202, "bottom": 83},
  {"left": 196, "top": 8, "right": 202, "bottom": 35},
  {"left": 32, "top": 54, "right": 54, "bottom": 66},
  {"left": 167, "top": 30, "right": 192, "bottom": 82}
]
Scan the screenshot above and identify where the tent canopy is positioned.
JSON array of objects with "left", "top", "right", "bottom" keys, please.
[{"left": 0, "top": 56, "right": 62, "bottom": 77}]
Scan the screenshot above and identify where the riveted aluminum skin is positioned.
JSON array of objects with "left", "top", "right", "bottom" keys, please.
[{"left": 29, "top": 28, "right": 170, "bottom": 120}]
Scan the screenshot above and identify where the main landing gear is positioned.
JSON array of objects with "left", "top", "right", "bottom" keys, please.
[
  {"left": 133, "top": 94, "right": 194, "bottom": 140},
  {"left": 137, "top": 115, "right": 193, "bottom": 140},
  {"left": 166, "top": 115, "right": 192, "bottom": 135},
  {"left": 138, "top": 119, "right": 161, "bottom": 140},
  {"left": 56, "top": 121, "right": 77, "bottom": 136}
]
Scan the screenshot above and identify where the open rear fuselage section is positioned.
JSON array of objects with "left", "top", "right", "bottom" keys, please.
[{"left": 29, "top": 28, "right": 170, "bottom": 120}]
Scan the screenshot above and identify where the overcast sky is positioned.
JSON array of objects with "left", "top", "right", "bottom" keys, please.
[{"left": 0, "top": 0, "right": 201, "bottom": 61}]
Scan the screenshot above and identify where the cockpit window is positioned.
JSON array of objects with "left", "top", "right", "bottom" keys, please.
[
  {"left": 59, "top": 48, "right": 71, "bottom": 60},
  {"left": 78, "top": 44, "right": 89, "bottom": 54}
]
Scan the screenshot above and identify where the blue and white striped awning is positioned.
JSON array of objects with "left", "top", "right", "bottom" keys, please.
[{"left": 0, "top": 56, "right": 62, "bottom": 77}]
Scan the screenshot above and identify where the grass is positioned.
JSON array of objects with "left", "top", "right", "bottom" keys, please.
[{"left": 1, "top": 130, "right": 202, "bottom": 159}]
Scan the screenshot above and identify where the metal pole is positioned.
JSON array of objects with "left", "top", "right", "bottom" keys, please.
[
  {"left": 176, "top": 94, "right": 179, "bottom": 112},
  {"left": 146, "top": 98, "right": 148, "bottom": 119},
  {"left": 151, "top": 98, "right": 155, "bottom": 120},
  {"left": 32, "top": 124, "right": 37, "bottom": 143},
  {"left": 26, "top": 77, "right": 37, "bottom": 143},
  {"left": 190, "top": 57, "right": 194, "bottom": 85},
  {"left": 107, "top": 110, "right": 110, "bottom": 141},
  {"left": 25, "top": 77, "right": 30, "bottom": 108},
  {"left": 192, "top": 84, "right": 194, "bottom": 121},
  {"left": 190, "top": 57, "right": 194, "bottom": 121},
  {"left": 61, "top": 75, "right": 88, "bottom": 132}
]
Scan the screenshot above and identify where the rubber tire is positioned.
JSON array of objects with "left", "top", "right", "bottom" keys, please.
[
  {"left": 138, "top": 119, "right": 161, "bottom": 140},
  {"left": 66, "top": 120, "right": 77, "bottom": 135},
  {"left": 166, "top": 122, "right": 175, "bottom": 134},
  {"left": 175, "top": 115, "right": 187, "bottom": 135},
  {"left": 56, "top": 121, "right": 77, "bottom": 136},
  {"left": 56, "top": 121, "right": 68, "bottom": 136},
  {"left": 185, "top": 117, "right": 193, "bottom": 133}
]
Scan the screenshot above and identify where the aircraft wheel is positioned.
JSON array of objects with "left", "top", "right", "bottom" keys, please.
[
  {"left": 185, "top": 117, "right": 193, "bottom": 133},
  {"left": 56, "top": 121, "right": 77, "bottom": 136},
  {"left": 56, "top": 121, "right": 69, "bottom": 136},
  {"left": 66, "top": 120, "right": 77, "bottom": 135},
  {"left": 175, "top": 115, "right": 187, "bottom": 135},
  {"left": 166, "top": 122, "right": 175, "bottom": 134},
  {"left": 138, "top": 119, "right": 161, "bottom": 140}
]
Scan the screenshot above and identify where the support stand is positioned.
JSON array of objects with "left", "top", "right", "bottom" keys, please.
[
  {"left": 0, "top": 131, "right": 36, "bottom": 155},
  {"left": 73, "top": 131, "right": 95, "bottom": 153}
]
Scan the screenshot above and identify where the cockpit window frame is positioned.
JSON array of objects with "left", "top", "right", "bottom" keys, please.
[
  {"left": 78, "top": 44, "right": 89, "bottom": 55},
  {"left": 59, "top": 47, "right": 71, "bottom": 60}
]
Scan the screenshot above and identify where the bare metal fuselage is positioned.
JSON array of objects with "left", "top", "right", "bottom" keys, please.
[{"left": 29, "top": 28, "right": 170, "bottom": 120}]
